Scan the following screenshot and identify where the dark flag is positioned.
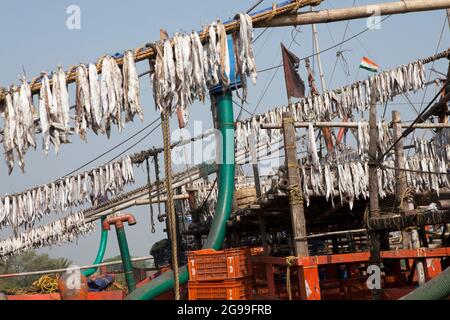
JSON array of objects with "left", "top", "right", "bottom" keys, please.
[{"left": 281, "top": 43, "right": 305, "bottom": 100}]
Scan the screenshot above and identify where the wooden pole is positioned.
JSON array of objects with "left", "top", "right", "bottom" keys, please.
[
  {"left": 249, "top": 134, "right": 269, "bottom": 255},
  {"left": 161, "top": 110, "right": 180, "bottom": 300},
  {"left": 282, "top": 112, "right": 308, "bottom": 257},
  {"left": 311, "top": 18, "right": 335, "bottom": 154},
  {"left": 392, "top": 111, "right": 408, "bottom": 211},
  {"left": 368, "top": 92, "right": 383, "bottom": 300},
  {"left": 392, "top": 111, "right": 413, "bottom": 250},
  {"left": 257, "top": 0, "right": 450, "bottom": 28}
]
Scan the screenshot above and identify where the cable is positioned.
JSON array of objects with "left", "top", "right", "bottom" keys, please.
[
  {"left": 257, "top": 15, "right": 391, "bottom": 74},
  {"left": 252, "top": 27, "right": 302, "bottom": 115},
  {"left": 377, "top": 81, "right": 448, "bottom": 163},
  {"left": 198, "top": 178, "right": 218, "bottom": 212},
  {"left": 410, "top": 15, "right": 448, "bottom": 147},
  {"left": 108, "top": 122, "right": 162, "bottom": 163},
  {"left": 327, "top": 0, "right": 356, "bottom": 89},
  {"left": 64, "top": 117, "right": 161, "bottom": 177}
]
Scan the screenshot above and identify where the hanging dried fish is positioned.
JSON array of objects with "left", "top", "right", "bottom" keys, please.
[
  {"left": 75, "top": 64, "right": 91, "bottom": 141},
  {"left": 89, "top": 63, "right": 103, "bottom": 134},
  {"left": 123, "top": 50, "right": 144, "bottom": 123},
  {"left": 0, "top": 212, "right": 96, "bottom": 260},
  {"left": 2, "top": 91, "right": 16, "bottom": 174}
]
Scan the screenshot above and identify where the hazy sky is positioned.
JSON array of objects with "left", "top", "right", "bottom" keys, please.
[{"left": 0, "top": 0, "right": 449, "bottom": 266}]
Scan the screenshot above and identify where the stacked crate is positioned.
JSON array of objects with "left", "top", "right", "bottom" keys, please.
[{"left": 187, "top": 248, "right": 253, "bottom": 300}]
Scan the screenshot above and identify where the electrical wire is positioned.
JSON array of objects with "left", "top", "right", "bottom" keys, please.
[
  {"left": 257, "top": 15, "right": 391, "bottom": 75},
  {"left": 64, "top": 117, "right": 160, "bottom": 177},
  {"left": 409, "top": 15, "right": 448, "bottom": 148},
  {"left": 252, "top": 27, "right": 301, "bottom": 115},
  {"left": 108, "top": 121, "right": 162, "bottom": 163},
  {"left": 377, "top": 81, "right": 449, "bottom": 163}
]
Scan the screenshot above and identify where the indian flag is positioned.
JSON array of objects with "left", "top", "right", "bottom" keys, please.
[{"left": 360, "top": 57, "right": 379, "bottom": 73}]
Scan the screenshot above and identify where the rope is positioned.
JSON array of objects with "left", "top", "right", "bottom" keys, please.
[
  {"left": 161, "top": 109, "right": 180, "bottom": 301},
  {"left": 286, "top": 256, "right": 296, "bottom": 300},
  {"left": 146, "top": 159, "right": 156, "bottom": 234},
  {"left": 398, "top": 186, "right": 414, "bottom": 211},
  {"left": 32, "top": 275, "right": 59, "bottom": 294},
  {"left": 288, "top": 184, "right": 304, "bottom": 206}
]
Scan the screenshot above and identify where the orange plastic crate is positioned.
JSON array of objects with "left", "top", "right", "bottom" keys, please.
[
  {"left": 188, "top": 248, "right": 252, "bottom": 282},
  {"left": 188, "top": 279, "right": 252, "bottom": 300}
]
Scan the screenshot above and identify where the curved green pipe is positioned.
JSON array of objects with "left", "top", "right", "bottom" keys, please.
[
  {"left": 125, "top": 91, "right": 235, "bottom": 300},
  {"left": 400, "top": 266, "right": 450, "bottom": 300},
  {"left": 82, "top": 218, "right": 109, "bottom": 278}
]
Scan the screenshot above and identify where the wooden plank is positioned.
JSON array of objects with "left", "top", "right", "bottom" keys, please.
[{"left": 282, "top": 112, "right": 309, "bottom": 257}]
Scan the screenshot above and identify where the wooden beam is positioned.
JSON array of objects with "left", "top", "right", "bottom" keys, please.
[
  {"left": 282, "top": 112, "right": 309, "bottom": 257},
  {"left": 261, "top": 121, "right": 450, "bottom": 129},
  {"left": 369, "top": 210, "right": 450, "bottom": 231},
  {"left": 256, "top": 0, "right": 450, "bottom": 28}
]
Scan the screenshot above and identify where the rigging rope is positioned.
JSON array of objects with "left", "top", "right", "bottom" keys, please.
[{"left": 161, "top": 109, "right": 180, "bottom": 300}]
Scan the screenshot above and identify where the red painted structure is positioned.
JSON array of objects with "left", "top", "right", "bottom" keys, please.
[{"left": 251, "top": 248, "right": 449, "bottom": 300}]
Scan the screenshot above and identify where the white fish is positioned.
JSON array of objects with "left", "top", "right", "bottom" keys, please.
[
  {"left": 123, "top": 50, "right": 144, "bottom": 122},
  {"left": 13, "top": 86, "right": 25, "bottom": 173},
  {"left": 19, "top": 77, "right": 36, "bottom": 150},
  {"left": 39, "top": 73, "right": 53, "bottom": 156},
  {"left": 190, "top": 31, "right": 207, "bottom": 103},
  {"left": 89, "top": 63, "right": 103, "bottom": 134},
  {"left": 3, "top": 91, "right": 16, "bottom": 174},
  {"left": 75, "top": 64, "right": 91, "bottom": 141},
  {"left": 217, "top": 21, "right": 230, "bottom": 88}
]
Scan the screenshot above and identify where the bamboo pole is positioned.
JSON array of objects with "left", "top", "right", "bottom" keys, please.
[
  {"left": 0, "top": 0, "right": 322, "bottom": 103},
  {"left": 367, "top": 91, "right": 383, "bottom": 300},
  {"left": 261, "top": 122, "right": 450, "bottom": 129},
  {"left": 256, "top": 0, "right": 450, "bottom": 28}
]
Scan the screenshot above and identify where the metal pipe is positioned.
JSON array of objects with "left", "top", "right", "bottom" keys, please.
[
  {"left": 0, "top": 256, "right": 155, "bottom": 280},
  {"left": 103, "top": 214, "right": 138, "bottom": 293},
  {"left": 400, "top": 267, "right": 450, "bottom": 300},
  {"left": 257, "top": 0, "right": 450, "bottom": 28},
  {"left": 82, "top": 217, "right": 109, "bottom": 278}
]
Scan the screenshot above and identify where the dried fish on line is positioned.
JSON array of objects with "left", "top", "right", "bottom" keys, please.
[
  {"left": 0, "top": 156, "right": 135, "bottom": 231},
  {"left": 234, "top": 60, "right": 427, "bottom": 151},
  {"left": 2, "top": 52, "right": 145, "bottom": 174},
  {"left": 0, "top": 212, "right": 96, "bottom": 260}
]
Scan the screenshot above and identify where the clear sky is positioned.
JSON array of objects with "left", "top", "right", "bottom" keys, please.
[{"left": 0, "top": 0, "right": 449, "bottom": 265}]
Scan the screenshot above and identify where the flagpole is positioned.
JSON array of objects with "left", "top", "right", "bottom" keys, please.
[
  {"left": 311, "top": 6, "right": 334, "bottom": 153},
  {"left": 312, "top": 23, "right": 327, "bottom": 93}
]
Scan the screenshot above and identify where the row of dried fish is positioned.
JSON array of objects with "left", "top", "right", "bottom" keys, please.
[
  {"left": 191, "top": 180, "right": 218, "bottom": 221},
  {"left": 235, "top": 61, "right": 426, "bottom": 150},
  {"left": 356, "top": 121, "right": 393, "bottom": 160},
  {"left": 296, "top": 61, "right": 425, "bottom": 120},
  {"left": 300, "top": 155, "right": 449, "bottom": 210},
  {"left": 1, "top": 51, "right": 143, "bottom": 174},
  {"left": 0, "top": 156, "right": 134, "bottom": 233},
  {"left": 151, "top": 13, "right": 257, "bottom": 120},
  {"left": 0, "top": 212, "right": 96, "bottom": 260},
  {"left": 406, "top": 138, "right": 450, "bottom": 195}
]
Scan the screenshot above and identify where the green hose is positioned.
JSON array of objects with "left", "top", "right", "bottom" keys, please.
[
  {"left": 400, "top": 266, "right": 450, "bottom": 300},
  {"left": 82, "top": 218, "right": 109, "bottom": 278},
  {"left": 125, "top": 91, "right": 235, "bottom": 300},
  {"left": 116, "top": 227, "right": 137, "bottom": 293}
]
